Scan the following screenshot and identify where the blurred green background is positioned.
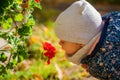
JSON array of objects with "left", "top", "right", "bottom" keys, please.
[{"left": 2, "top": 0, "right": 120, "bottom": 80}]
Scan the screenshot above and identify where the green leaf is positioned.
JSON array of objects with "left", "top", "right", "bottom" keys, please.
[
  {"left": 17, "top": 45, "right": 28, "bottom": 63},
  {"left": 12, "top": 59, "right": 17, "bottom": 65},
  {"left": 0, "top": 0, "right": 9, "bottom": 8},
  {"left": 3, "top": 23, "right": 10, "bottom": 30},
  {"left": 18, "top": 23, "right": 32, "bottom": 37},
  {"left": 29, "top": 0, "right": 42, "bottom": 9},
  {"left": 3, "top": 18, "right": 13, "bottom": 30},
  {"left": 7, "top": 35, "right": 20, "bottom": 47},
  {"left": 0, "top": 8, "right": 4, "bottom": 15},
  {"left": 14, "top": 13, "right": 23, "bottom": 21},
  {"left": 27, "top": 19, "right": 35, "bottom": 26},
  {"left": 18, "top": 55, "right": 24, "bottom": 63},
  {"left": 34, "top": 3, "right": 42, "bottom": 9},
  {"left": 8, "top": 18, "right": 13, "bottom": 24},
  {"left": 6, "top": 62, "right": 14, "bottom": 69},
  {"left": 0, "top": 65, "right": 6, "bottom": 75},
  {"left": 14, "top": 0, "right": 22, "bottom": 4},
  {"left": 0, "top": 53, "right": 7, "bottom": 62},
  {"left": 13, "top": 4, "right": 23, "bottom": 12},
  {"left": 17, "top": 45, "right": 28, "bottom": 58}
]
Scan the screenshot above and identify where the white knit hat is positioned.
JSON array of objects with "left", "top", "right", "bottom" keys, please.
[{"left": 55, "top": 0, "right": 102, "bottom": 44}]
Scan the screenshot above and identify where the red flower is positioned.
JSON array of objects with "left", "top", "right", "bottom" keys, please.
[
  {"left": 43, "top": 42, "right": 56, "bottom": 64},
  {"left": 35, "top": 0, "right": 40, "bottom": 3}
]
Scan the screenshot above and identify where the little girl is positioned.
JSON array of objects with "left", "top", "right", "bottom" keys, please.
[{"left": 54, "top": 0, "right": 120, "bottom": 80}]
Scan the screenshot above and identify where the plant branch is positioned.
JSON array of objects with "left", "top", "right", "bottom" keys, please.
[{"left": 10, "top": 13, "right": 19, "bottom": 28}]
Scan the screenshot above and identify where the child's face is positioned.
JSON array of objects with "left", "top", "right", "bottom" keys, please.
[{"left": 59, "top": 40, "right": 85, "bottom": 56}]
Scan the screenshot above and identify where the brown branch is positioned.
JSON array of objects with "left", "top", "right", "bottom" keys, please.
[{"left": 10, "top": 14, "right": 19, "bottom": 28}]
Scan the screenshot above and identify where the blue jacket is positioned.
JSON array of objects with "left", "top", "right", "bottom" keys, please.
[{"left": 81, "top": 11, "right": 120, "bottom": 80}]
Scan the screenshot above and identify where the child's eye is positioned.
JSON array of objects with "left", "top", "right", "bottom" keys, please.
[
  {"left": 59, "top": 40, "right": 65, "bottom": 45},
  {"left": 79, "top": 44, "right": 85, "bottom": 48},
  {"left": 61, "top": 41, "right": 65, "bottom": 44}
]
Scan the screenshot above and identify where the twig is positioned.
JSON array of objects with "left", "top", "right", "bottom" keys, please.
[{"left": 10, "top": 13, "right": 19, "bottom": 28}]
